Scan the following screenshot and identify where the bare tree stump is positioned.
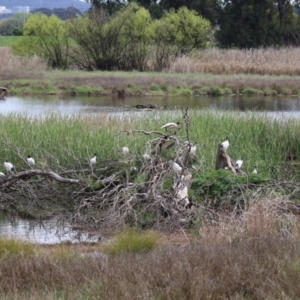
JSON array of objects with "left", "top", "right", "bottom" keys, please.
[{"left": 215, "top": 144, "right": 236, "bottom": 173}]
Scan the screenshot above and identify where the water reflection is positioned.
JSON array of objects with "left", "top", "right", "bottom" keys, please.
[
  {"left": 1, "top": 95, "right": 300, "bottom": 116},
  {"left": 0, "top": 211, "right": 99, "bottom": 244}
]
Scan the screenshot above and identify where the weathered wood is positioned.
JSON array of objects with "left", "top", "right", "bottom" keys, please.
[
  {"left": 215, "top": 144, "right": 236, "bottom": 173},
  {"left": 0, "top": 169, "right": 80, "bottom": 188},
  {"left": 0, "top": 87, "right": 7, "bottom": 100}
]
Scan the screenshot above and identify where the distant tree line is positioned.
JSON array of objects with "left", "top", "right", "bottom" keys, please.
[
  {"left": 0, "top": 7, "right": 81, "bottom": 36},
  {"left": 87, "top": 0, "right": 300, "bottom": 48},
  {"left": 6, "top": 0, "right": 300, "bottom": 70}
]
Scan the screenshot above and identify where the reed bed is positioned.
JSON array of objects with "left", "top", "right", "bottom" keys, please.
[
  {"left": 168, "top": 47, "right": 300, "bottom": 75},
  {"left": 0, "top": 199, "right": 299, "bottom": 299},
  {"left": 0, "top": 47, "right": 47, "bottom": 75},
  {"left": 0, "top": 111, "right": 299, "bottom": 177}
]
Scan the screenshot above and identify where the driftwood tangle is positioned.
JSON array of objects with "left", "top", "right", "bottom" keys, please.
[{"left": 215, "top": 143, "right": 236, "bottom": 173}]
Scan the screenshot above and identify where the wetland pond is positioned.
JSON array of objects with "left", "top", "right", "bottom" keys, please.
[
  {"left": 1, "top": 94, "right": 300, "bottom": 117},
  {"left": 1, "top": 94, "right": 300, "bottom": 244}
]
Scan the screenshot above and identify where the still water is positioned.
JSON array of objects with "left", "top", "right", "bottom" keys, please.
[
  {"left": 0, "top": 211, "right": 100, "bottom": 244},
  {"left": 1, "top": 94, "right": 300, "bottom": 116},
  {"left": 1, "top": 94, "right": 300, "bottom": 243}
]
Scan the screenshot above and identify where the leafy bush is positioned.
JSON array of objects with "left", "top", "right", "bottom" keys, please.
[
  {"left": 191, "top": 170, "right": 268, "bottom": 205},
  {"left": 242, "top": 87, "right": 264, "bottom": 95},
  {"left": 103, "top": 228, "right": 160, "bottom": 254},
  {"left": 0, "top": 237, "right": 37, "bottom": 258}
]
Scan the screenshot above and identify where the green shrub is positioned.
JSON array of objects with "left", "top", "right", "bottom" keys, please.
[
  {"left": 129, "top": 85, "right": 141, "bottom": 92},
  {"left": 242, "top": 87, "right": 264, "bottom": 95},
  {"left": 193, "top": 86, "right": 210, "bottom": 95},
  {"left": 223, "top": 87, "right": 233, "bottom": 95},
  {"left": 0, "top": 237, "right": 37, "bottom": 258},
  {"left": 264, "top": 88, "right": 277, "bottom": 96},
  {"left": 212, "top": 86, "right": 224, "bottom": 96},
  {"left": 103, "top": 228, "right": 160, "bottom": 254},
  {"left": 149, "top": 83, "right": 161, "bottom": 91}
]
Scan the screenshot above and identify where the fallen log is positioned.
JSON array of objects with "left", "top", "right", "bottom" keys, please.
[{"left": 0, "top": 169, "right": 80, "bottom": 188}]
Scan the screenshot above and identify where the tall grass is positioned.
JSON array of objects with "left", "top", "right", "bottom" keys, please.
[
  {"left": 0, "top": 111, "right": 299, "bottom": 177},
  {"left": 0, "top": 47, "right": 47, "bottom": 73},
  {"left": 0, "top": 236, "right": 37, "bottom": 258},
  {"left": 103, "top": 228, "right": 160, "bottom": 254},
  {"left": 168, "top": 47, "right": 300, "bottom": 75}
]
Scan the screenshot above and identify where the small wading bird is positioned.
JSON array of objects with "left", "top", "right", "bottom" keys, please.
[
  {"left": 184, "top": 141, "right": 197, "bottom": 156},
  {"left": 120, "top": 146, "right": 129, "bottom": 155},
  {"left": 161, "top": 122, "right": 181, "bottom": 131},
  {"left": 252, "top": 166, "right": 258, "bottom": 174},
  {"left": 90, "top": 154, "right": 97, "bottom": 166},
  {"left": 142, "top": 152, "right": 151, "bottom": 160},
  {"left": 172, "top": 161, "right": 183, "bottom": 173},
  {"left": 27, "top": 155, "right": 35, "bottom": 167},
  {"left": 235, "top": 158, "right": 244, "bottom": 170},
  {"left": 4, "top": 160, "right": 14, "bottom": 174},
  {"left": 221, "top": 137, "right": 229, "bottom": 151}
]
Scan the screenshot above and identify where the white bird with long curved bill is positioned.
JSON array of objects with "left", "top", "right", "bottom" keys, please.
[
  {"left": 90, "top": 154, "right": 97, "bottom": 166},
  {"left": 27, "top": 155, "right": 35, "bottom": 167},
  {"left": 172, "top": 161, "right": 183, "bottom": 173},
  {"left": 235, "top": 158, "right": 244, "bottom": 170},
  {"left": 120, "top": 146, "right": 129, "bottom": 155},
  {"left": 221, "top": 137, "right": 229, "bottom": 151},
  {"left": 143, "top": 152, "right": 151, "bottom": 160},
  {"left": 252, "top": 166, "right": 258, "bottom": 174},
  {"left": 161, "top": 122, "right": 181, "bottom": 131},
  {"left": 4, "top": 160, "right": 14, "bottom": 173},
  {"left": 184, "top": 141, "right": 197, "bottom": 155}
]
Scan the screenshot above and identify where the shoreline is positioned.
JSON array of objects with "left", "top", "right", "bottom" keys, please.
[{"left": 2, "top": 70, "right": 300, "bottom": 98}]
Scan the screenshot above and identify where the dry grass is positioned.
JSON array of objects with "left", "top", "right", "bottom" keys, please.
[
  {"left": 169, "top": 47, "right": 300, "bottom": 75},
  {"left": 0, "top": 199, "right": 300, "bottom": 299},
  {"left": 0, "top": 47, "right": 47, "bottom": 79},
  {"left": 2, "top": 46, "right": 300, "bottom": 95}
]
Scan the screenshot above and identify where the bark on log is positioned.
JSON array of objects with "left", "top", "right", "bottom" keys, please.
[
  {"left": 215, "top": 144, "right": 236, "bottom": 173},
  {"left": 0, "top": 169, "right": 80, "bottom": 187}
]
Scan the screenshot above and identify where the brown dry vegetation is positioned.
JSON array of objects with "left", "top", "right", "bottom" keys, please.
[
  {"left": 1, "top": 199, "right": 300, "bottom": 299},
  {"left": 1, "top": 47, "right": 300, "bottom": 96},
  {"left": 169, "top": 47, "right": 300, "bottom": 75}
]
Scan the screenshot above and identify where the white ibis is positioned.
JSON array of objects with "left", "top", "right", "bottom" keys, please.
[
  {"left": 161, "top": 122, "right": 181, "bottom": 131},
  {"left": 252, "top": 166, "right": 258, "bottom": 174},
  {"left": 172, "top": 161, "right": 183, "bottom": 173},
  {"left": 4, "top": 160, "right": 14, "bottom": 173},
  {"left": 90, "top": 154, "right": 97, "bottom": 166},
  {"left": 235, "top": 158, "right": 244, "bottom": 169},
  {"left": 184, "top": 141, "right": 197, "bottom": 155},
  {"left": 27, "top": 155, "right": 35, "bottom": 167},
  {"left": 221, "top": 137, "right": 229, "bottom": 150},
  {"left": 119, "top": 146, "right": 129, "bottom": 156},
  {"left": 142, "top": 153, "right": 151, "bottom": 160}
]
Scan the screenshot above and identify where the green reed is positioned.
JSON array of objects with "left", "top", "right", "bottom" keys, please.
[{"left": 0, "top": 111, "right": 299, "bottom": 177}]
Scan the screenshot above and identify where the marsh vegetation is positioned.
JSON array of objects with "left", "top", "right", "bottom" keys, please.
[{"left": 2, "top": 47, "right": 300, "bottom": 97}]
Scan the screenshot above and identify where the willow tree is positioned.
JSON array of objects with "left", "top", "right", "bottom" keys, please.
[
  {"left": 12, "top": 13, "right": 69, "bottom": 69},
  {"left": 69, "top": 3, "right": 153, "bottom": 71},
  {"left": 151, "top": 7, "right": 211, "bottom": 69}
]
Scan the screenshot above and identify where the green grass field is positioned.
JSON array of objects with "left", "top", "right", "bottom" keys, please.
[{"left": 0, "top": 36, "right": 20, "bottom": 47}]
